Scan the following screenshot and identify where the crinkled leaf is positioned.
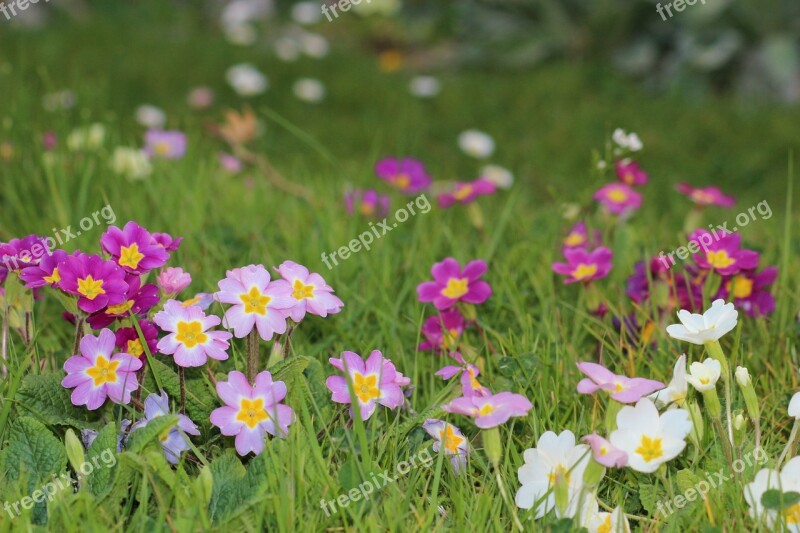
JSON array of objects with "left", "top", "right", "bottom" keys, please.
[
  {"left": 87, "top": 421, "right": 118, "bottom": 496},
  {"left": 16, "top": 374, "right": 101, "bottom": 429},
  {"left": 125, "top": 414, "right": 178, "bottom": 454}
]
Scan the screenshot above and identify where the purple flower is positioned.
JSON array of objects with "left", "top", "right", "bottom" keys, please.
[
  {"left": 271, "top": 261, "right": 344, "bottom": 323},
  {"left": 144, "top": 129, "right": 187, "bottom": 159},
  {"left": 20, "top": 249, "right": 69, "bottom": 288},
  {"left": 688, "top": 230, "right": 759, "bottom": 276},
  {"left": 422, "top": 419, "right": 469, "bottom": 473},
  {"left": 157, "top": 267, "right": 192, "bottom": 296},
  {"left": 219, "top": 153, "right": 243, "bottom": 173},
  {"left": 437, "top": 179, "right": 496, "bottom": 208},
  {"left": 101, "top": 221, "right": 169, "bottom": 274},
  {"left": 552, "top": 247, "right": 613, "bottom": 284},
  {"left": 561, "top": 221, "right": 601, "bottom": 252},
  {"left": 151, "top": 232, "right": 183, "bottom": 252},
  {"left": 443, "top": 391, "right": 532, "bottom": 429},
  {"left": 374, "top": 157, "right": 431, "bottom": 194},
  {"left": 417, "top": 258, "right": 492, "bottom": 310},
  {"left": 581, "top": 432, "right": 628, "bottom": 468},
  {"left": 115, "top": 319, "right": 159, "bottom": 362},
  {"left": 576, "top": 362, "right": 664, "bottom": 404},
  {"left": 58, "top": 253, "right": 129, "bottom": 314},
  {"left": 325, "top": 350, "right": 405, "bottom": 421},
  {"left": 0, "top": 235, "right": 53, "bottom": 271},
  {"left": 677, "top": 183, "right": 735, "bottom": 207},
  {"left": 435, "top": 353, "right": 491, "bottom": 398},
  {"left": 130, "top": 391, "right": 200, "bottom": 464},
  {"left": 344, "top": 189, "right": 390, "bottom": 218},
  {"left": 717, "top": 267, "right": 778, "bottom": 317},
  {"left": 593, "top": 183, "right": 642, "bottom": 215},
  {"left": 153, "top": 300, "right": 232, "bottom": 367},
  {"left": 626, "top": 258, "right": 703, "bottom": 312},
  {"left": 87, "top": 274, "right": 159, "bottom": 329},
  {"left": 615, "top": 160, "right": 648, "bottom": 186},
  {"left": 419, "top": 309, "right": 465, "bottom": 353}
]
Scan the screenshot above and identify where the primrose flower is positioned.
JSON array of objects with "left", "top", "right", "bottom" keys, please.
[
  {"left": 419, "top": 309, "right": 465, "bottom": 353},
  {"left": 408, "top": 75, "right": 441, "bottom": 98},
  {"left": 552, "top": 247, "right": 612, "bottom": 285},
  {"left": 437, "top": 178, "right": 496, "bottom": 208},
  {"left": 481, "top": 164, "right": 514, "bottom": 190},
  {"left": 210, "top": 370, "right": 294, "bottom": 456},
  {"left": 20, "top": 249, "right": 68, "bottom": 288},
  {"left": 515, "top": 430, "right": 590, "bottom": 518},
  {"left": 562, "top": 221, "right": 594, "bottom": 251},
  {"left": 61, "top": 329, "right": 143, "bottom": 410},
  {"left": 157, "top": 267, "right": 192, "bottom": 296},
  {"left": 422, "top": 418, "right": 469, "bottom": 473},
  {"left": 417, "top": 258, "right": 492, "bottom": 310},
  {"left": 649, "top": 355, "right": 688, "bottom": 409},
  {"left": 717, "top": 267, "right": 777, "bottom": 317},
  {"left": 611, "top": 128, "right": 642, "bottom": 152},
  {"left": 576, "top": 362, "right": 664, "bottom": 403},
  {"left": 130, "top": 391, "right": 200, "bottom": 464},
  {"left": 87, "top": 274, "right": 159, "bottom": 329},
  {"left": 609, "top": 398, "right": 692, "bottom": 473},
  {"left": 115, "top": 319, "right": 159, "bottom": 361},
  {"left": 686, "top": 358, "right": 721, "bottom": 392},
  {"left": 181, "top": 292, "right": 214, "bottom": 311},
  {"left": 144, "top": 130, "right": 187, "bottom": 159},
  {"left": 435, "top": 353, "right": 491, "bottom": 397},
  {"left": 344, "top": 189, "right": 391, "bottom": 218},
  {"left": 325, "top": 350, "right": 404, "bottom": 420},
  {"left": 688, "top": 230, "right": 759, "bottom": 276},
  {"left": 58, "top": 253, "right": 129, "bottom": 314},
  {"left": 580, "top": 497, "right": 631, "bottom": 533},
  {"left": 101, "top": 221, "right": 169, "bottom": 275},
  {"left": 443, "top": 391, "right": 531, "bottom": 429},
  {"left": 581, "top": 433, "right": 628, "bottom": 468},
  {"left": 457, "top": 129, "right": 495, "bottom": 159},
  {"left": 789, "top": 392, "right": 800, "bottom": 419},
  {"left": 614, "top": 159, "right": 648, "bottom": 186},
  {"left": 374, "top": 157, "right": 432, "bottom": 194},
  {"left": 226, "top": 64, "right": 269, "bottom": 96},
  {"left": 151, "top": 232, "right": 183, "bottom": 252},
  {"left": 293, "top": 78, "right": 325, "bottom": 103},
  {"left": 135, "top": 104, "right": 166, "bottom": 129},
  {"left": 219, "top": 153, "right": 243, "bottom": 173},
  {"left": 676, "top": 183, "right": 735, "bottom": 207},
  {"left": 111, "top": 147, "right": 152, "bottom": 180},
  {"left": 626, "top": 258, "right": 704, "bottom": 312},
  {"left": 744, "top": 456, "right": 800, "bottom": 529},
  {"left": 153, "top": 300, "right": 231, "bottom": 367},
  {"left": 272, "top": 261, "right": 344, "bottom": 323},
  {"left": 593, "top": 183, "right": 642, "bottom": 216},
  {"left": 666, "top": 299, "right": 738, "bottom": 345},
  {"left": 0, "top": 234, "right": 53, "bottom": 271}
]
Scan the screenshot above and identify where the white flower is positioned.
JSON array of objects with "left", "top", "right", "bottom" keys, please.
[
  {"left": 686, "top": 358, "right": 721, "bottom": 392},
  {"left": 292, "top": 1, "right": 322, "bottom": 25},
  {"left": 458, "top": 129, "right": 495, "bottom": 159},
  {"left": 42, "top": 89, "right": 76, "bottom": 112},
  {"left": 789, "top": 393, "right": 800, "bottom": 419},
  {"left": 300, "top": 33, "right": 329, "bottom": 58},
  {"left": 274, "top": 37, "right": 301, "bottom": 62},
  {"left": 67, "top": 123, "right": 105, "bottom": 151},
  {"left": 135, "top": 104, "right": 166, "bottom": 129},
  {"left": 111, "top": 147, "right": 152, "bottom": 181},
  {"left": 612, "top": 128, "right": 643, "bottom": 152},
  {"left": 579, "top": 494, "right": 631, "bottom": 533},
  {"left": 292, "top": 78, "right": 325, "bottom": 103},
  {"left": 666, "top": 299, "right": 738, "bottom": 345},
  {"left": 736, "top": 366, "right": 751, "bottom": 387},
  {"left": 481, "top": 165, "right": 514, "bottom": 189},
  {"left": 221, "top": 0, "right": 272, "bottom": 27},
  {"left": 744, "top": 456, "right": 800, "bottom": 529},
  {"left": 226, "top": 64, "right": 269, "bottom": 96},
  {"left": 224, "top": 23, "right": 258, "bottom": 46},
  {"left": 408, "top": 76, "right": 441, "bottom": 98},
  {"left": 515, "top": 430, "right": 590, "bottom": 519},
  {"left": 352, "top": 0, "right": 401, "bottom": 16},
  {"left": 649, "top": 354, "right": 687, "bottom": 409},
  {"left": 609, "top": 398, "right": 692, "bottom": 473}
]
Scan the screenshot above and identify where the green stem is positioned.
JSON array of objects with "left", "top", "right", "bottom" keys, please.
[
  {"left": 178, "top": 366, "right": 186, "bottom": 415},
  {"left": 778, "top": 420, "right": 800, "bottom": 469},
  {"left": 711, "top": 417, "right": 735, "bottom": 474},
  {"left": 280, "top": 322, "right": 296, "bottom": 359},
  {"left": 246, "top": 329, "right": 259, "bottom": 382}
]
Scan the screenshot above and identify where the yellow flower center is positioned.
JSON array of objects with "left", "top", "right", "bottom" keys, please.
[
  {"left": 43, "top": 267, "right": 61, "bottom": 285},
  {"left": 126, "top": 339, "right": 144, "bottom": 357},
  {"left": 635, "top": 435, "right": 664, "bottom": 463},
  {"left": 154, "top": 142, "right": 172, "bottom": 156},
  {"left": 547, "top": 464, "right": 570, "bottom": 486},
  {"left": 359, "top": 202, "right": 376, "bottom": 216},
  {"left": 441, "top": 277, "right": 469, "bottom": 299},
  {"left": 119, "top": 243, "right": 145, "bottom": 270},
  {"left": 468, "top": 367, "right": 483, "bottom": 391},
  {"left": 691, "top": 190, "right": 714, "bottom": 204},
  {"left": 622, "top": 171, "right": 635, "bottom": 184},
  {"left": 182, "top": 296, "right": 201, "bottom": 307},
  {"left": 106, "top": 299, "right": 134, "bottom": 315},
  {"left": 175, "top": 320, "right": 208, "bottom": 348},
  {"left": 572, "top": 263, "right": 598, "bottom": 281},
  {"left": 728, "top": 276, "right": 754, "bottom": 299},
  {"left": 599, "top": 446, "right": 608, "bottom": 456},
  {"left": 453, "top": 185, "right": 474, "bottom": 201},
  {"left": 292, "top": 279, "right": 315, "bottom": 300},
  {"left": 478, "top": 403, "right": 495, "bottom": 416},
  {"left": 239, "top": 286, "right": 271, "bottom": 315},
  {"left": 441, "top": 328, "right": 459, "bottom": 350},
  {"left": 598, "top": 514, "right": 613, "bottom": 533},
  {"left": 614, "top": 382, "right": 626, "bottom": 393},
  {"left": 607, "top": 189, "right": 628, "bottom": 203},
  {"left": 236, "top": 397, "right": 269, "bottom": 429},
  {"left": 353, "top": 372, "right": 381, "bottom": 404},
  {"left": 439, "top": 425, "right": 464, "bottom": 454},
  {"left": 564, "top": 232, "right": 585, "bottom": 247},
  {"left": 784, "top": 503, "right": 800, "bottom": 524},
  {"left": 77, "top": 275, "right": 105, "bottom": 300},
  {"left": 699, "top": 376, "right": 710, "bottom": 385},
  {"left": 393, "top": 174, "right": 411, "bottom": 190},
  {"left": 706, "top": 250, "right": 735, "bottom": 269},
  {"left": 86, "top": 355, "right": 121, "bottom": 387}
]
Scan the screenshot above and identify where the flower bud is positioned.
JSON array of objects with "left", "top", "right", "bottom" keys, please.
[
  {"left": 735, "top": 366, "right": 751, "bottom": 387},
  {"left": 735, "top": 366, "right": 760, "bottom": 424}
]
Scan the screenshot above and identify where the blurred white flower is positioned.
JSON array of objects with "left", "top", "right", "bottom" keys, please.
[
  {"left": 67, "top": 123, "right": 106, "bottom": 151},
  {"left": 135, "top": 104, "right": 166, "bottom": 129},
  {"left": 274, "top": 37, "right": 301, "bottom": 62},
  {"left": 458, "top": 129, "right": 495, "bottom": 159},
  {"left": 111, "top": 147, "right": 152, "bottom": 181},
  {"left": 789, "top": 392, "right": 800, "bottom": 419},
  {"left": 744, "top": 457, "right": 800, "bottom": 529},
  {"left": 686, "top": 358, "right": 722, "bottom": 392},
  {"left": 409, "top": 76, "right": 441, "bottom": 98},
  {"left": 481, "top": 164, "right": 513, "bottom": 189},
  {"left": 224, "top": 23, "right": 258, "bottom": 46},
  {"left": 221, "top": 0, "right": 273, "bottom": 28},
  {"left": 649, "top": 354, "right": 687, "bottom": 409},
  {"left": 612, "top": 128, "right": 643, "bottom": 152},
  {"left": 666, "top": 299, "right": 738, "bottom": 345},
  {"left": 226, "top": 64, "right": 269, "bottom": 96},
  {"left": 292, "top": 78, "right": 325, "bottom": 103},
  {"left": 300, "top": 32, "right": 329, "bottom": 58},
  {"left": 292, "top": 1, "right": 322, "bottom": 25},
  {"left": 42, "top": 90, "right": 76, "bottom": 112}
]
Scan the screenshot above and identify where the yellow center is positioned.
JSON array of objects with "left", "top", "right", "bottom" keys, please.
[
  {"left": 126, "top": 339, "right": 144, "bottom": 357},
  {"left": 106, "top": 299, "right": 134, "bottom": 315},
  {"left": 77, "top": 275, "right": 105, "bottom": 300},
  {"left": 607, "top": 189, "right": 628, "bottom": 203},
  {"left": 572, "top": 263, "right": 598, "bottom": 281},
  {"left": 292, "top": 279, "right": 315, "bottom": 300},
  {"left": 728, "top": 276, "right": 754, "bottom": 299},
  {"left": 441, "top": 277, "right": 469, "bottom": 299},
  {"left": 86, "top": 355, "right": 121, "bottom": 387},
  {"left": 359, "top": 202, "right": 376, "bottom": 216},
  {"left": 564, "top": 232, "right": 585, "bottom": 247},
  {"left": 598, "top": 514, "right": 612, "bottom": 533},
  {"left": 635, "top": 435, "right": 664, "bottom": 463},
  {"left": 441, "top": 328, "right": 459, "bottom": 350},
  {"left": 236, "top": 397, "right": 269, "bottom": 429},
  {"left": 706, "top": 250, "right": 735, "bottom": 269},
  {"left": 239, "top": 286, "right": 271, "bottom": 315},
  {"left": 43, "top": 267, "right": 61, "bottom": 285},
  {"left": 622, "top": 171, "right": 635, "bottom": 184},
  {"left": 119, "top": 243, "right": 145, "bottom": 269},
  {"left": 453, "top": 185, "right": 474, "bottom": 201},
  {"left": 353, "top": 373, "right": 381, "bottom": 404},
  {"left": 478, "top": 403, "right": 495, "bottom": 416},
  {"left": 468, "top": 367, "right": 483, "bottom": 391},
  {"left": 784, "top": 503, "right": 800, "bottom": 524},
  {"left": 614, "top": 382, "right": 626, "bottom": 393},
  {"left": 699, "top": 376, "right": 710, "bottom": 385},
  {"left": 439, "top": 425, "right": 464, "bottom": 454},
  {"left": 691, "top": 190, "right": 714, "bottom": 204},
  {"left": 393, "top": 174, "right": 411, "bottom": 190},
  {"left": 182, "top": 296, "right": 201, "bottom": 307},
  {"left": 547, "top": 465, "right": 570, "bottom": 486},
  {"left": 599, "top": 446, "right": 608, "bottom": 456},
  {"left": 175, "top": 321, "right": 208, "bottom": 348},
  {"left": 154, "top": 142, "right": 172, "bottom": 156}
]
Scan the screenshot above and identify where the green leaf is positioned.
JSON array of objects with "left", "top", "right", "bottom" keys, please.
[
  {"left": 125, "top": 415, "right": 178, "bottom": 454},
  {"left": 676, "top": 469, "right": 703, "bottom": 495},
  {"left": 86, "top": 421, "right": 118, "bottom": 496},
  {"left": 145, "top": 358, "right": 216, "bottom": 426},
  {"left": 271, "top": 354, "right": 310, "bottom": 383},
  {"left": 209, "top": 450, "right": 247, "bottom": 523},
  {"left": 15, "top": 374, "right": 101, "bottom": 429},
  {"left": 761, "top": 489, "right": 800, "bottom": 510},
  {"left": 638, "top": 482, "right": 665, "bottom": 516}
]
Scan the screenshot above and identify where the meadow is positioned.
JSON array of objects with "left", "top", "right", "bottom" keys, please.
[{"left": 0, "top": 2, "right": 799, "bottom": 531}]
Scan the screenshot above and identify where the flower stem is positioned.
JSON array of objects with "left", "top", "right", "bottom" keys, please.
[
  {"left": 711, "top": 416, "right": 735, "bottom": 474},
  {"left": 706, "top": 341, "right": 734, "bottom": 445},
  {"left": 280, "top": 322, "right": 296, "bottom": 359},
  {"left": 246, "top": 329, "right": 259, "bottom": 382},
  {"left": 484, "top": 428, "right": 523, "bottom": 531},
  {"left": 72, "top": 316, "right": 85, "bottom": 356},
  {"left": 178, "top": 366, "right": 186, "bottom": 415},
  {"left": 778, "top": 420, "right": 800, "bottom": 470},
  {"left": 1, "top": 300, "right": 8, "bottom": 379}
]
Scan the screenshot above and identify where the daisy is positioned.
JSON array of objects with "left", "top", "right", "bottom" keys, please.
[
  {"left": 416, "top": 258, "right": 492, "bottom": 310},
  {"left": 666, "top": 299, "right": 738, "bottom": 345},
  {"left": 271, "top": 261, "right": 344, "bottom": 323},
  {"left": 422, "top": 418, "right": 469, "bottom": 473},
  {"left": 153, "top": 300, "right": 232, "bottom": 367},
  {"left": 325, "top": 350, "right": 404, "bottom": 421}
]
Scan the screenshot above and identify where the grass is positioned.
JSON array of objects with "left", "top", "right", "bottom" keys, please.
[{"left": 1, "top": 3, "right": 799, "bottom": 531}]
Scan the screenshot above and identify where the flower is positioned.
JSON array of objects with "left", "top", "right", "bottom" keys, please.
[
  {"left": 552, "top": 247, "right": 613, "bottom": 285},
  {"left": 562, "top": 221, "right": 592, "bottom": 251},
  {"left": 744, "top": 456, "right": 800, "bottom": 529},
  {"left": 20, "top": 249, "right": 68, "bottom": 288},
  {"left": 422, "top": 419, "right": 469, "bottom": 473},
  {"left": 111, "top": 147, "right": 152, "bottom": 180},
  {"left": 789, "top": 392, "right": 800, "bottom": 419},
  {"left": 435, "top": 353, "right": 491, "bottom": 398},
  {"left": 344, "top": 189, "right": 390, "bottom": 218},
  {"left": 408, "top": 76, "right": 441, "bottom": 98},
  {"left": 457, "top": 130, "right": 495, "bottom": 159},
  {"left": 443, "top": 391, "right": 531, "bottom": 429},
  {"left": 688, "top": 230, "right": 759, "bottom": 276},
  {"left": 417, "top": 258, "right": 492, "bottom": 310},
  {"left": 130, "top": 391, "right": 200, "bottom": 464},
  {"left": 181, "top": 292, "right": 214, "bottom": 310},
  {"left": 144, "top": 130, "right": 187, "bottom": 159},
  {"left": 626, "top": 258, "right": 703, "bottom": 312},
  {"left": 291, "top": 1, "right": 322, "bottom": 24},
  {"left": 226, "top": 64, "right": 268, "bottom": 96},
  {"left": 86, "top": 274, "right": 159, "bottom": 329},
  {"left": 666, "top": 299, "right": 738, "bottom": 345},
  {"left": 219, "top": 153, "right": 243, "bottom": 173},
  {"left": 481, "top": 164, "right": 514, "bottom": 189},
  {"left": 615, "top": 160, "right": 648, "bottom": 186},
  {"left": 611, "top": 128, "right": 642, "bottom": 152},
  {"left": 101, "top": 221, "right": 169, "bottom": 275},
  {"left": 292, "top": 78, "right": 325, "bottom": 103},
  {"left": 676, "top": 183, "right": 735, "bottom": 207},
  {"left": 271, "top": 261, "right": 344, "bottom": 323},
  {"left": 58, "top": 253, "right": 129, "bottom": 314},
  {"left": 609, "top": 398, "right": 692, "bottom": 473},
  {"left": 419, "top": 309, "right": 465, "bottom": 353},
  {"left": 437, "top": 178, "right": 496, "bottom": 208},
  {"left": 515, "top": 430, "right": 590, "bottom": 518},
  {"left": 67, "top": 123, "right": 105, "bottom": 151},
  {"left": 210, "top": 370, "right": 294, "bottom": 456},
  {"left": 218, "top": 107, "right": 259, "bottom": 146},
  {"left": 61, "top": 329, "right": 143, "bottom": 410},
  {"left": 735, "top": 366, "right": 751, "bottom": 387},
  {"left": 580, "top": 497, "right": 631, "bottom": 533},
  {"left": 581, "top": 433, "right": 628, "bottom": 468},
  {"left": 649, "top": 355, "right": 688, "bottom": 408},
  {"left": 157, "top": 267, "right": 192, "bottom": 296},
  {"left": 686, "top": 358, "right": 722, "bottom": 392},
  {"left": 187, "top": 87, "right": 214, "bottom": 109},
  {"left": 151, "top": 232, "right": 183, "bottom": 252},
  {"left": 135, "top": 104, "right": 166, "bottom": 129},
  {"left": 325, "top": 350, "right": 404, "bottom": 420},
  {"left": 576, "top": 362, "right": 664, "bottom": 403},
  {"left": 593, "top": 183, "right": 642, "bottom": 216},
  {"left": 374, "top": 157, "right": 431, "bottom": 194},
  {"left": 717, "top": 267, "right": 777, "bottom": 317},
  {"left": 0, "top": 234, "right": 53, "bottom": 271},
  {"left": 115, "top": 319, "right": 159, "bottom": 361},
  {"left": 153, "top": 300, "right": 232, "bottom": 367}
]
